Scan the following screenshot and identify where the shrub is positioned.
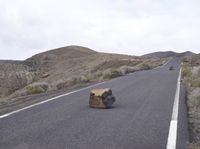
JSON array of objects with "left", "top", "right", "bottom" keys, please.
[
  {"left": 91, "top": 71, "right": 103, "bottom": 81},
  {"left": 191, "top": 78, "right": 200, "bottom": 88},
  {"left": 110, "top": 70, "right": 122, "bottom": 78},
  {"left": 26, "top": 86, "right": 45, "bottom": 94},
  {"left": 55, "top": 77, "right": 78, "bottom": 90},
  {"left": 16, "top": 89, "right": 28, "bottom": 96},
  {"left": 119, "top": 66, "right": 137, "bottom": 75},
  {"left": 182, "top": 66, "right": 192, "bottom": 78},
  {"left": 79, "top": 75, "right": 90, "bottom": 83},
  {"left": 56, "top": 80, "right": 68, "bottom": 90},
  {"left": 119, "top": 66, "right": 129, "bottom": 75},
  {"left": 94, "top": 71, "right": 103, "bottom": 78},
  {"left": 140, "top": 63, "right": 151, "bottom": 70},
  {"left": 26, "top": 82, "right": 49, "bottom": 95},
  {"left": 103, "top": 69, "right": 122, "bottom": 80}
]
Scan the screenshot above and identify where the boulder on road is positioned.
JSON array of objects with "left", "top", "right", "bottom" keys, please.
[{"left": 89, "top": 88, "right": 115, "bottom": 108}]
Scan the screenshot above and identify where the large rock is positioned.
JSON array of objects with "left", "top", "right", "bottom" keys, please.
[{"left": 89, "top": 88, "right": 115, "bottom": 108}]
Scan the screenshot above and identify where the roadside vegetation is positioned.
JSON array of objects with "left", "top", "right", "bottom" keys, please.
[{"left": 182, "top": 56, "right": 200, "bottom": 148}]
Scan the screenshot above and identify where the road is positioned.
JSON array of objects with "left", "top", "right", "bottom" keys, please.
[{"left": 0, "top": 57, "right": 189, "bottom": 149}]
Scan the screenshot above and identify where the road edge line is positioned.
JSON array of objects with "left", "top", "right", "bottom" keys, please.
[
  {"left": 166, "top": 66, "right": 182, "bottom": 149},
  {"left": 0, "top": 82, "right": 105, "bottom": 119}
]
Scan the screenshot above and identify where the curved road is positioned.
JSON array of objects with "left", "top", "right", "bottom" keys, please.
[{"left": 0, "top": 57, "right": 188, "bottom": 149}]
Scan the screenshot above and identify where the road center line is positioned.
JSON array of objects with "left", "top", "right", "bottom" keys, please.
[{"left": 166, "top": 66, "right": 182, "bottom": 149}]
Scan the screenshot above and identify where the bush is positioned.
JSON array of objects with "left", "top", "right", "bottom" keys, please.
[
  {"left": 91, "top": 71, "right": 103, "bottom": 81},
  {"left": 140, "top": 63, "right": 151, "bottom": 70},
  {"left": 103, "top": 69, "right": 122, "bottom": 80},
  {"left": 191, "top": 78, "right": 200, "bottom": 88},
  {"left": 26, "top": 86, "right": 44, "bottom": 94},
  {"left": 79, "top": 75, "right": 90, "bottom": 83},
  {"left": 56, "top": 80, "right": 68, "bottom": 90},
  {"left": 119, "top": 66, "right": 129, "bottom": 75},
  {"left": 26, "top": 82, "right": 49, "bottom": 95},
  {"left": 16, "top": 89, "right": 28, "bottom": 96},
  {"left": 119, "top": 66, "right": 137, "bottom": 75},
  {"left": 56, "top": 78, "right": 77, "bottom": 90},
  {"left": 182, "top": 66, "right": 192, "bottom": 78},
  {"left": 94, "top": 71, "right": 103, "bottom": 78},
  {"left": 110, "top": 70, "right": 122, "bottom": 78}
]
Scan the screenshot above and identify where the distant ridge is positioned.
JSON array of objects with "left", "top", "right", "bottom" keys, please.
[{"left": 143, "top": 51, "right": 196, "bottom": 58}]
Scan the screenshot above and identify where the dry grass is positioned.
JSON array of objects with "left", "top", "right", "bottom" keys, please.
[
  {"left": 182, "top": 63, "right": 200, "bottom": 88},
  {"left": 183, "top": 56, "right": 200, "bottom": 147}
]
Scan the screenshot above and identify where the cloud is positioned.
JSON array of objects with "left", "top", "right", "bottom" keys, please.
[{"left": 0, "top": 0, "right": 199, "bottom": 60}]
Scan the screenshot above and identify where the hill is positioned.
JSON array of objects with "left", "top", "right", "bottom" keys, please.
[
  {"left": 0, "top": 46, "right": 98, "bottom": 98},
  {"left": 143, "top": 51, "right": 196, "bottom": 58},
  {"left": 0, "top": 46, "right": 166, "bottom": 101}
]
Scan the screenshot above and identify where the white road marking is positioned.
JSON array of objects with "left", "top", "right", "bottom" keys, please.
[
  {"left": 166, "top": 66, "right": 182, "bottom": 149},
  {"left": 0, "top": 82, "right": 105, "bottom": 119},
  {"left": 167, "top": 120, "right": 178, "bottom": 149}
]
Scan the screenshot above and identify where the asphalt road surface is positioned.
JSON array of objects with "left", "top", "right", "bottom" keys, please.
[{"left": 0, "top": 57, "right": 189, "bottom": 149}]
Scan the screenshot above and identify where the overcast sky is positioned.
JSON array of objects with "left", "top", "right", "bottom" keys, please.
[{"left": 0, "top": 0, "right": 200, "bottom": 60}]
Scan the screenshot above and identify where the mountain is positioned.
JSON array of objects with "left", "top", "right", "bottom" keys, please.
[{"left": 143, "top": 51, "right": 196, "bottom": 58}]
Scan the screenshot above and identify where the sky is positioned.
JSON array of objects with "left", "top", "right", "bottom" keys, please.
[{"left": 0, "top": 0, "right": 200, "bottom": 60}]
